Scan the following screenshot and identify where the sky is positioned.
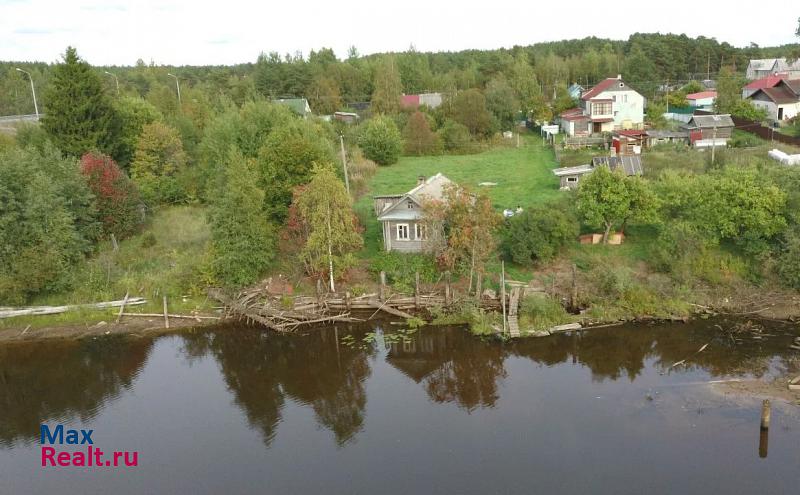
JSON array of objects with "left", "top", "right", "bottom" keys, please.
[{"left": 1, "top": 0, "right": 798, "bottom": 66}]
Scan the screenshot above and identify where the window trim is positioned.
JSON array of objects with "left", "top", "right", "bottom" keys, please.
[{"left": 396, "top": 223, "right": 410, "bottom": 241}]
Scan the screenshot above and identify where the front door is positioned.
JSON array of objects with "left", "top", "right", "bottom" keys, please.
[{"left": 778, "top": 107, "right": 784, "bottom": 120}]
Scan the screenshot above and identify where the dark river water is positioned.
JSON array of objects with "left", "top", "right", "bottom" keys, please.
[{"left": 1, "top": 319, "right": 798, "bottom": 494}]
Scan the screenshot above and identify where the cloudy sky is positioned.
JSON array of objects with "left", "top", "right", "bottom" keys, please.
[{"left": 1, "top": 0, "right": 798, "bottom": 66}]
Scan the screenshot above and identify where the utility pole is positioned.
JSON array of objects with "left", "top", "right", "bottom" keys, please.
[
  {"left": 167, "top": 73, "right": 181, "bottom": 107},
  {"left": 711, "top": 125, "right": 717, "bottom": 165},
  {"left": 339, "top": 134, "right": 350, "bottom": 196},
  {"left": 15, "top": 68, "right": 38, "bottom": 118},
  {"left": 104, "top": 71, "right": 120, "bottom": 96}
]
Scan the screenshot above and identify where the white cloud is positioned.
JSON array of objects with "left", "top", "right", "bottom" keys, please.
[{"left": 0, "top": 0, "right": 798, "bottom": 65}]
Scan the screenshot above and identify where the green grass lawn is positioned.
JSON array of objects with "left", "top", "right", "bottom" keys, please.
[{"left": 355, "top": 135, "right": 562, "bottom": 258}]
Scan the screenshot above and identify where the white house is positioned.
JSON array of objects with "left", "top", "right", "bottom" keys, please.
[
  {"left": 373, "top": 173, "right": 454, "bottom": 253},
  {"left": 559, "top": 75, "right": 645, "bottom": 136},
  {"left": 748, "top": 79, "right": 800, "bottom": 121}
]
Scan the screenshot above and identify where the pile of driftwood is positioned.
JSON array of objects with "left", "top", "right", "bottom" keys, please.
[{"left": 208, "top": 271, "right": 505, "bottom": 333}]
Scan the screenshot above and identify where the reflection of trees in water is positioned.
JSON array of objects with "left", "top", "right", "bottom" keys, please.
[
  {"left": 0, "top": 336, "right": 153, "bottom": 447},
  {"left": 512, "top": 320, "right": 798, "bottom": 382},
  {"left": 387, "top": 328, "right": 507, "bottom": 411},
  {"left": 182, "top": 327, "right": 373, "bottom": 447}
]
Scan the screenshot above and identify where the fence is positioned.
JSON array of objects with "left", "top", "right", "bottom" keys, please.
[{"left": 729, "top": 116, "right": 800, "bottom": 148}]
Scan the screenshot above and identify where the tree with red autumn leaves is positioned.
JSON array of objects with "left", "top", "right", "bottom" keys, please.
[{"left": 80, "top": 152, "right": 142, "bottom": 238}]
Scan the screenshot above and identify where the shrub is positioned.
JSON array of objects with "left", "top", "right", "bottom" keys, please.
[
  {"left": 357, "top": 116, "right": 402, "bottom": 165},
  {"left": 369, "top": 252, "right": 438, "bottom": 293},
  {"left": 777, "top": 231, "right": 800, "bottom": 289},
  {"left": 130, "top": 121, "right": 188, "bottom": 205},
  {"left": 518, "top": 295, "right": 572, "bottom": 332},
  {"left": 80, "top": 152, "right": 143, "bottom": 239},
  {"left": 502, "top": 206, "right": 578, "bottom": 265},
  {"left": 438, "top": 119, "right": 473, "bottom": 153},
  {"left": 403, "top": 111, "right": 441, "bottom": 155}
]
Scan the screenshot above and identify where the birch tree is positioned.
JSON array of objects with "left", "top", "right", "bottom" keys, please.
[{"left": 295, "top": 163, "right": 363, "bottom": 291}]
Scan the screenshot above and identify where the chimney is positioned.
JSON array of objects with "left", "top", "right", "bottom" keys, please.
[
  {"left": 617, "top": 74, "right": 622, "bottom": 80},
  {"left": 417, "top": 175, "right": 426, "bottom": 186}
]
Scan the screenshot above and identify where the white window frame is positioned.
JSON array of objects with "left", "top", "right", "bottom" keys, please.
[
  {"left": 396, "top": 223, "right": 409, "bottom": 241},
  {"left": 566, "top": 177, "right": 578, "bottom": 183},
  {"left": 415, "top": 223, "right": 427, "bottom": 240}
]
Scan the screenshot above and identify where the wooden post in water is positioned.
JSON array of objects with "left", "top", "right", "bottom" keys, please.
[
  {"left": 571, "top": 263, "right": 578, "bottom": 310},
  {"left": 414, "top": 272, "right": 420, "bottom": 309},
  {"left": 759, "top": 399, "right": 771, "bottom": 458},
  {"left": 501, "top": 261, "right": 507, "bottom": 335},
  {"left": 445, "top": 271, "right": 451, "bottom": 306},
  {"left": 345, "top": 291, "right": 351, "bottom": 311},
  {"left": 761, "top": 399, "right": 771, "bottom": 430},
  {"left": 116, "top": 291, "right": 129, "bottom": 324},
  {"left": 163, "top": 296, "right": 169, "bottom": 329},
  {"left": 379, "top": 271, "right": 387, "bottom": 302}
]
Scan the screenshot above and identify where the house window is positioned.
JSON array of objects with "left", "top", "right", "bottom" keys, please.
[
  {"left": 407, "top": 200, "right": 414, "bottom": 209},
  {"left": 415, "top": 224, "right": 427, "bottom": 240},
  {"left": 566, "top": 177, "right": 578, "bottom": 183},
  {"left": 592, "top": 102, "right": 611, "bottom": 115},
  {"left": 623, "top": 94, "right": 628, "bottom": 103},
  {"left": 396, "top": 224, "right": 409, "bottom": 240}
]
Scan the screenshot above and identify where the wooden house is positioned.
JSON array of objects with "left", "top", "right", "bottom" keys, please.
[{"left": 683, "top": 114, "right": 734, "bottom": 148}]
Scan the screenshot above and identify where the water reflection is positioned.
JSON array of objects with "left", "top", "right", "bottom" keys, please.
[
  {"left": 179, "top": 327, "right": 373, "bottom": 446},
  {"left": 386, "top": 328, "right": 506, "bottom": 411},
  {"left": 0, "top": 336, "right": 153, "bottom": 447}
]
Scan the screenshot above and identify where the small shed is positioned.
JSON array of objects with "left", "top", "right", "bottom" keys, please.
[
  {"left": 612, "top": 130, "right": 646, "bottom": 154},
  {"left": 645, "top": 129, "right": 690, "bottom": 147},
  {"left": 686, "top": 91, "right": 717, "bottom": 109},
  {"left": 684, "top": 114, "right": 734, "bottom": 148},
  {"left": 333, "top": 111, "right": 359, "bottom": 124},
  {"left": 552, "top": 164, "right": 594, "bottom": 189}
]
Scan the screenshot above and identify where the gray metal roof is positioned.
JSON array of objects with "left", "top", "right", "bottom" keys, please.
[
  {"left": 552, "top": 164, "right": 593, "bottom": 177},
  {"left": 686, "top": 114, "right": 734, "bottom": 129},
  {"left": 592, "top": 155, "right": 644, "bottom": 176}
]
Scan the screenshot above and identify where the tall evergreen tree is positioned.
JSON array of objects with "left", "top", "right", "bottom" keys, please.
[
  {"left": 209, "top": 148, "right": 275, "bottom": 286},
  {"left": 41, "top": 47, "right": 119, "bottom": 158}
]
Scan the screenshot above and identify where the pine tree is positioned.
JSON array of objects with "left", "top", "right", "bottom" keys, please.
[
  {"left": 42, "top": 47, "right": 119, "bottom": 158},
  {"left": 208, "top": 147, "right": 275, "bottom": 286}
]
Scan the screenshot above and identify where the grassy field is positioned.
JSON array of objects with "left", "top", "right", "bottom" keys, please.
[{"left": 355, "top": 135, "right": 562, "bottom": 258}]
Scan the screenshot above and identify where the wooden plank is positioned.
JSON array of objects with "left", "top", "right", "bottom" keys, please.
[
  {"left": 0, "top": 298, "right": 146, "bottom": 319},
  {"left": 163, "top": 296, "right": 169, "bottom": 329},
  {"left": 115, "top": 292, "right": 129, "bottom": 324}
]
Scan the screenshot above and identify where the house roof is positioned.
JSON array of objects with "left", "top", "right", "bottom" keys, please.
[
  {"left": 744, "top": 74, "right": 787, "bottom": 91},
  {"left": 376, "top": 173, "right": 455, "bottom": 221},
  {"left": 686, "top": 91, "right": 717, "bottom": 100},
  {"left": 274, "top": 98, "right": 311, "bottom": 116},
  {"left": 401, "top": 95, "right": 420, "bottom": 107},
  {"left": 592, "top": 155, "right": 644, "bottom": 176},
  {"left": 686, "top": 114, "right": 734, "bottom": 129},
  {"left": 560, "top": 108, "right": 589, "bottom": 121},
  {"left": 748, "top": 58, "right": 783, "bottom": 71},
  {"left": 614, "top": 130, "right": 647, "bottom": 137},
  {"left": 753, "top": 85, "right": 799, "bottom": 105},
  {"left": 552, "top": 164, "right": 593, "bottom": 177},
  {"left": 581, "top": 78, "right": 620, "bottom": 100}
]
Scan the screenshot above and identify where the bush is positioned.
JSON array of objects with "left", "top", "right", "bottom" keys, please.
[
  {"left": 369, "top": 252, "right": 437, "bottom": 293},
  {"left": 403, "top": 111, "right": 441, "bottom": 155},
  {"left": 502, "top": 206, "right": 578, "bottom": 265},
  {"left": 130, "top": 122, "right": 188, "bottom": 205},
  {"left": 518, "top": 295, "right": 572, "bottom": 332},
  {"left": 357, "top": 116, "right": 402, "bottom": 165},
  {"left": 438, "top": 119, "right": 473, "bottom": 153},
  {"left": 80, "top": 152, "right": 143, "bottom": 239},
  {"left": 0, "top": 146, "right": 97, "bottom": 303}
]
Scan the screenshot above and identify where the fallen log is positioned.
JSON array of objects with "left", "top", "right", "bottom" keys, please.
[
  {"left": 367, "top": 301, "right": 415, "bottom": 320},
  {"left": 0, "top": 298, "right": 146, "bottom": 319},
  {"left": 548, "top": 323, "right": 582, "bottom": 333},
  {"left": 120, "top": 313, "right": 221, "bottom": 320}
]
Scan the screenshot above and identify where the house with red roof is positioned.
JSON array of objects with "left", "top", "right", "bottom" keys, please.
[
  {"left": 742, "top": 74, "right": 789, "bottom": 99},
  {"left": 747, "top": 79, "right": 800, "bottom": 121},
  {"left": 558, "top": 75, "right": 644, "bottom": 136}
]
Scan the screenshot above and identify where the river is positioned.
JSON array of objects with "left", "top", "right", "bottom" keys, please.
[{"left": 1, "top": 319, "right": 798, "bottom": 494}]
